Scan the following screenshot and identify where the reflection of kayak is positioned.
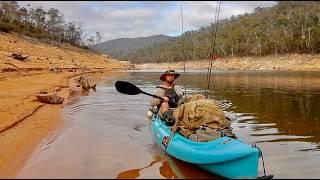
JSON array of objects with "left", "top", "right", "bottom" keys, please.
[{"left": 150, "top": 114, "right": 260, "bottom": 179}]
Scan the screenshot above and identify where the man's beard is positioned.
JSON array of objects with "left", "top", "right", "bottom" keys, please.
[{"left": 166, "top": 79, "right": 174, "bottom": 84}]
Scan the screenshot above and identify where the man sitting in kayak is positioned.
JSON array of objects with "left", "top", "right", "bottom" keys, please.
[{"left": 150, "top": 70, "right": 184, "bottom": 125}]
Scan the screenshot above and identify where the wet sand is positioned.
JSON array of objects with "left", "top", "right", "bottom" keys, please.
[{"left": 0, "top": 71, "right": 69, "bottom": 177}]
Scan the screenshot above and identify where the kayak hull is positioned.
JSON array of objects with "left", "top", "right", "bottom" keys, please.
[{"left": 150, "top": 114, "right": 260, "bottom": 179}]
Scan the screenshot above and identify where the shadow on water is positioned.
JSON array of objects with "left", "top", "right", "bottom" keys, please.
[
  {"left": 116, "top": 152, "right": 221, "bottom": 179},
  {"left": 116, "top": 160, "right": 179, "bottom": 179}
]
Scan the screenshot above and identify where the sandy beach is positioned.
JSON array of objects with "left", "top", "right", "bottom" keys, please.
[{"left": 0, "top": 32, "right": 130, "bottom": 177}]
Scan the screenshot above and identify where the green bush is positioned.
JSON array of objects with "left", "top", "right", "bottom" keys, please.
[
  {"left": 0, "top": 22, "right": 15, "bottom": 33},
  {"left": 82, "top": 45, "right": 89, "bottom": 50},
  {"left": 32, "top": 32, "right": 49, "bottom": 39}
]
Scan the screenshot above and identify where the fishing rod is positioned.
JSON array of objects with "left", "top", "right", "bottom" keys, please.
[
  {"left": 206, "top": 1, "right": 221, "bottom": 98},
  {"left": 181, "top": 1, "right": 187, "bottom": 95}
]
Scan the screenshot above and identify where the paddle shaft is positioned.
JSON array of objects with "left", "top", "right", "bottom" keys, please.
[
  {"left": 141, "top": 91, "right": 164, "bottom": 100},
  {"left": 141, "top": 90, "right": 180, "bottom": 108},
  {"left": 141, "top": 91, "right": 177, "bottom": 106}
]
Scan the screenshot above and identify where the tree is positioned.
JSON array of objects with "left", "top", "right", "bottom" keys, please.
[
  {"left": 46, "top": 8, "right": 64, "bottom": 40},
  {"left": 87, "top": 36, "right": 95, "bottom": 46},
  {"left": 0, "top": 1, "right": 19, "bottom": 23},
  {"left": 16, "top": 7, "right": 28, "bottom": 24},
  {"left": 95, "top": 31, "right": 103, "bottom": 44},
  {"left": 29, "top": 7, "right": 47, "bottom": 29}
]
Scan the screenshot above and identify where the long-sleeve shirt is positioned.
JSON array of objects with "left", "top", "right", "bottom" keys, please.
[{"left": 150, "top": 84, "right": 184, "bottom": 107}]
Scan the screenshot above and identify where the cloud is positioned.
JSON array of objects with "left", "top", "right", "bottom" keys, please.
[{"left": 18, "top": 1, "right": 276, "bottom": 41}]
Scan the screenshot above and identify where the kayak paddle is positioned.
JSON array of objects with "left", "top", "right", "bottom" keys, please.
[
  {"left": 115, "top": 81, "right": 164, "bottom": 100},
  {"left": 115, "top": 81, "right": 177, "bottom": 106}
]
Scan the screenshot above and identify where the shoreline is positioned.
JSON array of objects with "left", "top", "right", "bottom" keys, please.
[
  {"left": 0, "top": 32, "right": 131, "bottom": 178},
  {"left": 0, "top": 69, "right": 123, "bottom": 178},
  {"left": 134, "top": 54, "right": 320, "bottom": 71}
]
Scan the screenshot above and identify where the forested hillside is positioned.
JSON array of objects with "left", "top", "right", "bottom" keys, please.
[
  {"left": 0, "top": 1, "right": 102, "bottom": 48},
  {"left": 124, "top": 1, "right": 320, "bottom": 63},
  {"left": 91, "top": 35, "right": 172, "bottom": 59}
]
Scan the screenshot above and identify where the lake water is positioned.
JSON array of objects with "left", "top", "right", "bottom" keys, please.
[{"left": 16, "top": 70, "right": 320, "bottom": 178}]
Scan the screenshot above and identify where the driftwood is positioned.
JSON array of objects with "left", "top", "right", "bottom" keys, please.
[
  {"left": 11, "top": 53, "right": 29, "bottom": 61},
  {"left": 77, "top": 76, "right": 96, "bottom": 90},
  {"left": 35, "top": 91, "right": 64, "bottom": 104}
]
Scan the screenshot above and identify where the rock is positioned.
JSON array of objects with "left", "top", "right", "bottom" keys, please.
[
  {"left": 49, "top": 67, "right": 62, "bottom": 73},
  {"left": 11, "top": 53, "right": 29, "bottom": 61}
]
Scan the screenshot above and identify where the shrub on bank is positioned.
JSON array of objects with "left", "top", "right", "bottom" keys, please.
[{"left": 0, "top": 22, "right": 15, "bottom": 33}]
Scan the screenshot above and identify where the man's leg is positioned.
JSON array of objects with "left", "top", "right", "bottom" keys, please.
[
  {"left": 159, "top": 102, "right": 175, "bottom": 125},
  {"left": 159, "top": 102, "right": 169, "bottom": 115}
]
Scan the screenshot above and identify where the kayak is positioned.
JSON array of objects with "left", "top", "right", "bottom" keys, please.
[{"left": 150, "top": 114, "right": 261, "bottom": 179}]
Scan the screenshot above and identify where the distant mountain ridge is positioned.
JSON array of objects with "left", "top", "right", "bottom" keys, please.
[{"left": 91, "top": 35, "right": 172, "bottom": 59}]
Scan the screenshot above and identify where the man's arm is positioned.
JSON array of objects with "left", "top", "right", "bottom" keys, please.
[
  {"left": 150, "top": 88, "right": 164, "bottom": 107},
  {"left": 174, "top": 85, "right": 184, "bottom": 97}
]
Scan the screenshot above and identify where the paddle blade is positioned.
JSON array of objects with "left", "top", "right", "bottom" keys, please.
[{"left": 115, "top": 81, "right": 142, "bottom": 95}]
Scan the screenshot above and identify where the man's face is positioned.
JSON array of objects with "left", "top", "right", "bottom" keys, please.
[{"left": 165, "top": 74, "right": 175, "bottom": 83}]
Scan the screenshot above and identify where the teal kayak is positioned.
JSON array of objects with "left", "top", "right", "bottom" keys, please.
[{"left": 150, "top": 114, "right": 261, "bottom": 179}]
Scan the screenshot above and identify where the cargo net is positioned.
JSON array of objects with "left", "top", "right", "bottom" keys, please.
[{"left": 172, "top": 94, "right": 236, "bottom": 142}]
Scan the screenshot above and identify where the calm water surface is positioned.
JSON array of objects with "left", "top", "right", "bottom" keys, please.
[{"left": 17, "top": 70, "right": 320, "bottom": 178}]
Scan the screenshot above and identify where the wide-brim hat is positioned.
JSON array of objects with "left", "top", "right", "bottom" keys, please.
[{"left": 160, "top": 70, "right": 180, "bottom": 81}]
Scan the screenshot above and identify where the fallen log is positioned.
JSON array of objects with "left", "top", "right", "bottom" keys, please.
[{"left": 35, "top": 91, "right": 64, "bottom": 104}]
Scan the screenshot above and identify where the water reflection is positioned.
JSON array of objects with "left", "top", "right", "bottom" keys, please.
[
  {"left": 16, "top": 70, "right": 320, "bottom": 179},
  {"left": 116, "top": 160, "right": 178, "bottom": 179}
]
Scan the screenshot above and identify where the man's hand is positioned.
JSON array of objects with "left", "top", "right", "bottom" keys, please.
[{"left": 162, "top": 96, "right": 169, "bottom": 102}]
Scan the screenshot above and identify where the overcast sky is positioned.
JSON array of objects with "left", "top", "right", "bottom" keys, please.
[{"left": 18, "top": 1, "right": 276, "bottom": 42}]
